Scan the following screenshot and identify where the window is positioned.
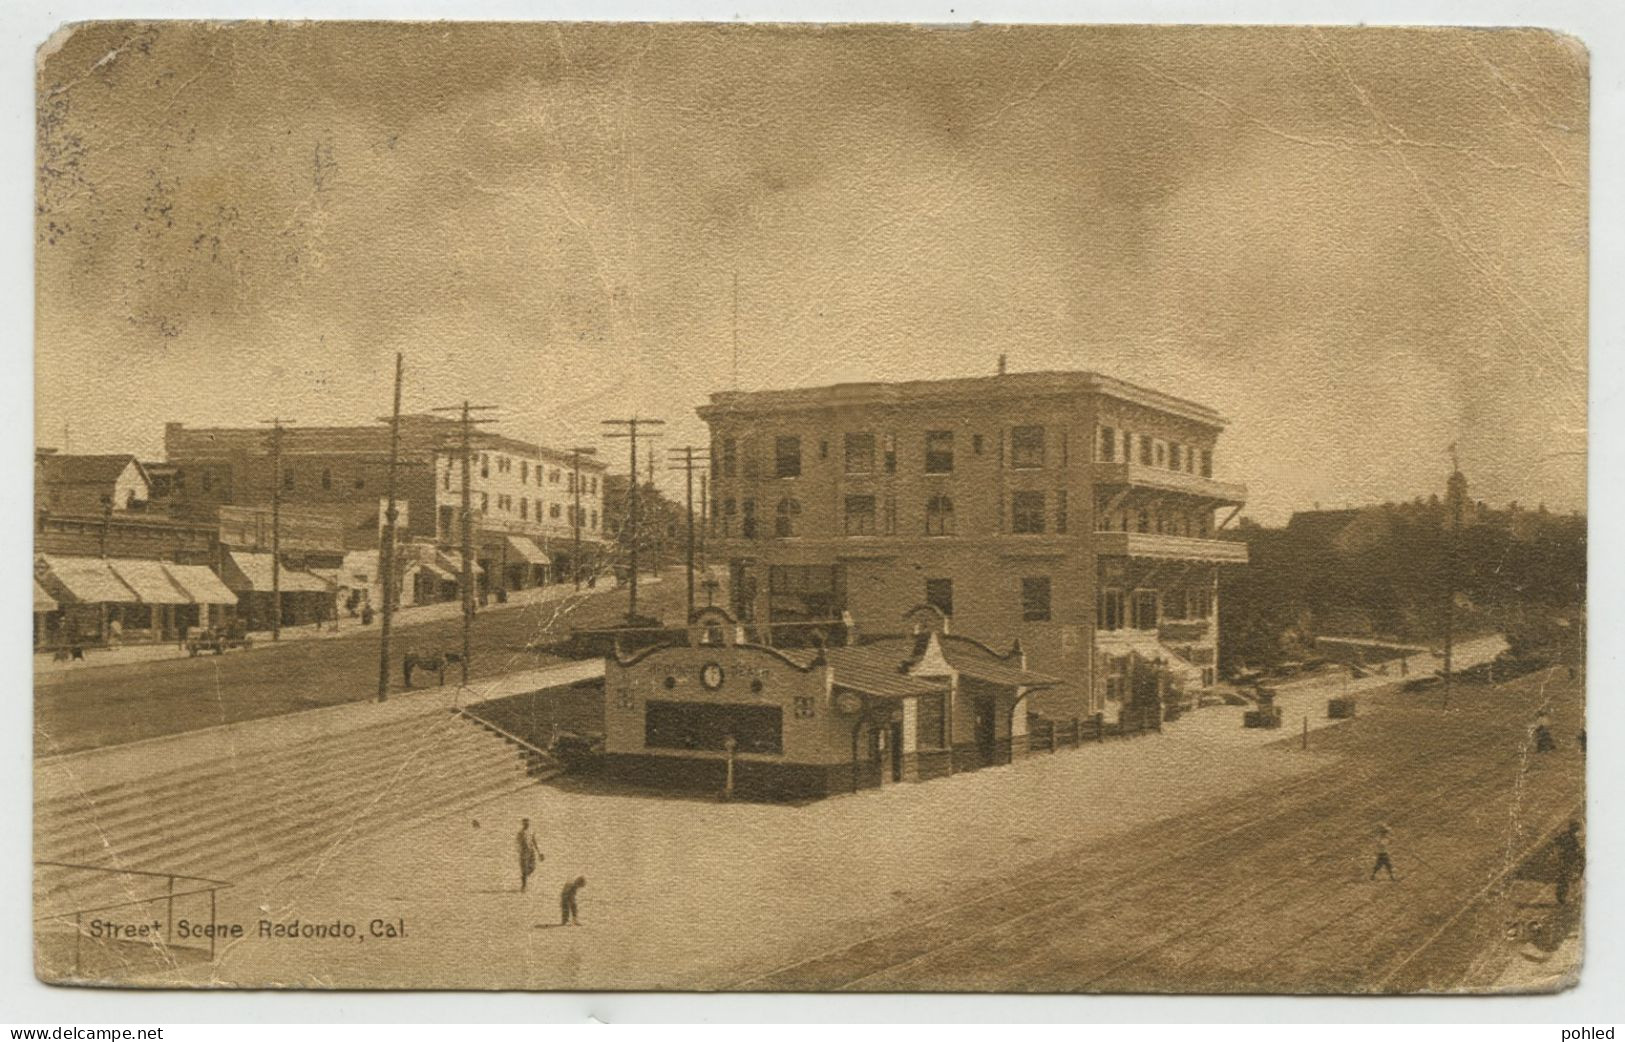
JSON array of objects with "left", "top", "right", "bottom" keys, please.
[
  {"left": 793, "top": 696, "right": 817, "bottom": 719},
  {"left": 973, "top": 433, "right": 984, "bottom": 455},
  {"left": 480, "top": 454, "right": 490, "bottom": 478},
  {"left": 925, "top": 578, "right": 954, "bottom": 617},
  {"left": 1137, "top": 509, "right": 1151, "bottom": 533},
  {"left": 1191, "top": 588, "right": 1213, "bottom": 619},
  {"left": 480, "top": 492, "right": 489, "bottom": 512},
  {"left": 883, "top": 434, "right": 897, "bottom": 473},
  {"left": 721, "top": 498, "right": 736, "bottom": 536},
  {"left": 916, "top": 693, "right": 947, "bottom": 749},
  {"left": 775, "top": 436, "right": 802, "bottom": 478},
  {"left": 819, "top": 440, "right": 829, "bottom": 460},
  {"left": 1154, "top": 441, "right": 1167, "bottom": 467},
  {"left": 1105, "top": 656, "right": 1127, "bottom": 704},
  {"left": 924, "top": 431, "right": 954, "bottom": 474},
  {"left": 1098, "top": 426, "right": 1116, "bottom": 462},
  {"left": 443, "top": 465, "right": 452, "bottom": 491},
  {"left": 520, "top": 499, "right": 528, "bottom": 520},
  {"left": 1132, "top": 590, "right": 1158, "bottom": 630},
  {"left": 775, "top": 498, "right": 801, "bottom": 537},
  {"left": 844, "top": 433, "right": 875, "bottom": 474},
  {"left": 844, "top": 495, "right": 876, "bottom": 535},
  {"left": 283, "top": 470, "right": 295, "bottom": 491},
  {"left": 742, "top": 498, "right": 758, "bottom": 538},
  {"left": 550, "top": 469, "right": 561, "bottom": 484},
  {"left": 925, "top": 494, "right": 955, "bottom": 536},
  {"left": 1056, "top": 490, "right": 1068, "bottom": 534},
  {"left": 1139, "top": 435, "right": 1153, "bottom": 465},
  {"left": 321, "top": 468, "right": 332, "bottom": 490},
  {"left": 590, "top": 510, "right": 598, "bottom": 528},
  {"left": 1021, "top": 577, "right": 1052, "bottom": 622},
  {"left": 721, "top": 438, "right": 737, "bottom": 478},
  {"left": 1011, "top": 426, "right": 1045, "bottom": 469},
  {"left": 1169, "top": 444, "right": 1182, "bottom": 471},
  {"left": 645, "top": 700, "right": 782, "bottom": 755},
  {"left": 883, "top": 495, "right": 897, "bottom": 535},
  {"left": 1201, "top": 449, "right": 1213, "bottom": 478},
  {"left": 353, "top": 476, "right": 365, "bottom": 490},
  {"left": 743, "top": 439, "right": 759, "bottom": 480},
  {"left": 549, "top": 502, "right": 561, "bottom": 519},
  {"left": 1011, "top": 491, "right": 1046, "bottom": 534},
  {"left": 1098, "top": 588, "right": 1125, "bottom": 631}
]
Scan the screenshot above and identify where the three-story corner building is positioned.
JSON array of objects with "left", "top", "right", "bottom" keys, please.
[{"left": 695, "top": 370, "right": 1249, "bottom": 724}]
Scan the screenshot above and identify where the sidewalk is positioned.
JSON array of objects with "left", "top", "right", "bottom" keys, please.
[
  {"left": 34, "top": 658, "right": 606, "bottom": 801},
  {"left": 33, "top": 575, "right": 632, "bottom": 675}
]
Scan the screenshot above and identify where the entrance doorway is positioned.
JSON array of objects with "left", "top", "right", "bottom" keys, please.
[{"left": 972, "top": 695, "right": 997, "bottom": 767}]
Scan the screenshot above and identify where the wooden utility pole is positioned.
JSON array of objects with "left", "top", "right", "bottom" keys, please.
[
  {"left": 259, "top": 418, "right": 293, "bottom": 641},
  {"left": 566, "top": 447, "right": 598, "bottom": 590},
  {"left": 431, "top": 402, "right": 498, "bottom": 686},
  {"left": 602, "top": 417, "right": 665, "bottom": 621},
  {"left": 377, "top": 353, "right": 404, "bottom": 702},
  {"left": 1443, "top": 445, "right": 1467, "bottom": 710},
  {"left": 668, "top": 446, "right": 710, "bottom": 624}
]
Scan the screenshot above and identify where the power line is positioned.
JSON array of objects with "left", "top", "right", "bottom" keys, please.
[
  {"left": 564, "top": 446, "right": 598, "bottom": 590},
  {"left": 668, "top": 446, "right": 711, "bottom": 624},
  {"left": 430, "top": 402, "right": 501, "bottom": 686},
  {"left": 602, "top": 418, "right": 666, "bottom": 621},
  {"left": 377, "top": 353, "right": 404, "bottom": 702}
]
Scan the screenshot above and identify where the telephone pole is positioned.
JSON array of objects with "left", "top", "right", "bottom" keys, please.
[
  {"left": 566, "top": 447, "right": 598, "bottom": 590},
  {"left": 431, "top": 401, "right": 499, "bottom": 685},
  {"left": 602, "top": 417, "right": 665, "bottom": 621},
  {"left": 668, "top": 445, "right": 710, "bottom": 623},
  {"left": 377, "top": 353, "right": 404, "bottom": 702},
  {"left": 258, "top": 418, "right": 293, "bottom": 641},
  {"left": 1442, "top": 445, "right": 1468, "bottom": 710}
]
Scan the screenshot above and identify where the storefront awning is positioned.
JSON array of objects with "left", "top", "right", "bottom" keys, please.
[
  {"left": 416, "top": 560, "right": 457, "bottom": 582},
  {"left": 161, "top": 564, "right": 239, "bottom": 605},
  {"left": 505, "top": 535, "right": 551, "bottom": 566},
  {"left": 225, "top": 551, "right": 334, "bottom": 594},
  {"left": 107, "top": 559, "right": 191, "bottom": 605},
  {"left": 37, "top": 556, "right": 137, "bottom": 605},
  {"left": 437, "top": 552, "right": 482, "bottom": 578},
  {"left": 33, "top": 580, "right": 58, "bottom": 613}
]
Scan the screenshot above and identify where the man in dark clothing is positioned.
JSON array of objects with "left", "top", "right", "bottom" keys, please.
[
  {"left": 560, "top": 876, "right": 586, "bottom": 925},
  {"left": 1371, "top": 823, "right": 1397, "bottom": 881},
  {"left": 517, "top": 818, "right": 542, "bottom": 893},
  {"left": 1554, "top": 820, "right": 1584, "bottom": 906}
]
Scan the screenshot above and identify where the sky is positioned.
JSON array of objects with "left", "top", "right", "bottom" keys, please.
[{"left": 34, "top": 22, "right": 1588, "bottom": 524}]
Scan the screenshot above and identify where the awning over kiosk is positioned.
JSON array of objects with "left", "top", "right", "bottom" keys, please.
[
  {"left": 504, "top": 535, "right": 551, "bottom": 566},
  {"left": 107, "top": 559, "right": 191, "bottom": 605},
  {"left": 33, "top": 580, "right": 58, "bottom": 613}
]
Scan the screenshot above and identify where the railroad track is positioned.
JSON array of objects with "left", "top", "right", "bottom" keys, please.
[{"left": 732, "top": 671, "right": 1580, "bottom": 993}]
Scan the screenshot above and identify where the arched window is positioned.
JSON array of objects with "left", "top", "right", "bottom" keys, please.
[
  {"left": 925, "top": 495, "right": 955, "bottom": 536},
  {"left": 775, "top": 498, "right": 801, "bottom": 538}
]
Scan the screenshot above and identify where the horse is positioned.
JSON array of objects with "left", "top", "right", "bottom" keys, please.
[{"left": 403, "top": 651, "right": 464, "bottom": 688}]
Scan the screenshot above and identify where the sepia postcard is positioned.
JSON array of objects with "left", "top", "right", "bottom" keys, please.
[{"left": 32, "top": 21, "right": 1587, "bottom": 993}]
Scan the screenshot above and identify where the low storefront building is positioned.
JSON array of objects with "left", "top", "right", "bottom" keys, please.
[{"left": 603, "top": 606, "right": 1057, "bottom": 801}]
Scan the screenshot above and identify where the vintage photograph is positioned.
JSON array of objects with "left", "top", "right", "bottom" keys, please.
[{"left": 32, "top": 22, "right": 1586, "bottom": 992}]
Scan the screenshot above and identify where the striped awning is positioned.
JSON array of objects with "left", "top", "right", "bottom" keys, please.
[
  {"left": 33, "top": 580, "right": 58, "bottom": 613},
  {"left": 107, "top": 559, "right": 191, "bottom": 605},
  {"left": 37, "top": 556, "right": 137, "bottom": 605},
  {"left": 161, "top": 564, "right": 239, "bottom": 605},
  {"left": 437, "top": 552, "right": 482, "bottom": 578}
]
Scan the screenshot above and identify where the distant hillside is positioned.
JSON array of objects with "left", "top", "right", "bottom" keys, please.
[{"left": 1219, "top": 497, "right": 1585, "bottom": 673}]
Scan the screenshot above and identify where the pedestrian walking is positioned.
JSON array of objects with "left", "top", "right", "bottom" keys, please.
[
  {"left": 1371, "top": 823, "right": 1397, "bottom": 881},
  {"left": 517, "top": 818, "right": 543, "bottom": 893},
  {"left": 1553, "top": 820, "right": 1583, "bottom": 906},
  {"left": 560, "top": 876, "right": 587, "bottom": 925}
]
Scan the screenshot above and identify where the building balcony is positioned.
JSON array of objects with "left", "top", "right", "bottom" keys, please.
[
  {"left": 1092, "top": 461, "right": 1247, "bottom": 505},
  {"left": 1093, "top": 530, "right": 1249, "bottom": 564}
]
